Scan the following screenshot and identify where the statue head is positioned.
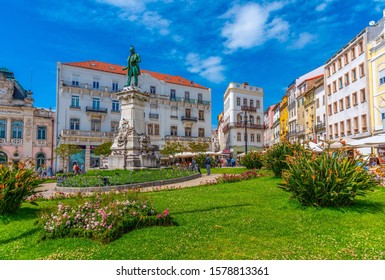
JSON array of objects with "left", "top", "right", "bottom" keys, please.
[{"left": 130, "top": 46, "right": 135, "bottom": 53}]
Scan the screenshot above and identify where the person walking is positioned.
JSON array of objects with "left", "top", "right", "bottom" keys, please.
[{"left": 205, "top": 155, "right": 211, "bottom": 175}]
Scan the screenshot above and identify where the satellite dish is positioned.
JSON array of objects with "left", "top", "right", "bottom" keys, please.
[{"left": 369, "top": 20, "right": 376, "bottom": 26}]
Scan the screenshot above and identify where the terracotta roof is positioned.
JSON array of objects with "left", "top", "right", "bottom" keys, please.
[{"left": 63, "top": 60, "right": 208, "bottom": 89}]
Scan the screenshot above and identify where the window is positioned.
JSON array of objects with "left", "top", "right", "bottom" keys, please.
[
  {"left": 379, "top": 69, "right": 385, "bottom": 85},
  {"left": 351, "top": 46, "right": 356, "bottom": 60},
  {"left": 185, "top": 108, "right": 191, "bottom": 118},
  {"left": 338, "top": 77, "right": 343, "bottom": 89},
  {"left": 36, "top": 153, "right": 45, "bottom": 169},
  {"left": 170, "top": 89, "right": 176, "bottom": 100},
  {"left": 327, "top": 84, "right": 331, "bottom": 95},
  {"left": 91, "top": 119, "right": 101, "bottom": 132},
  {"left": 112, "top": 82, "right": 119, "bottom": 92},
  {"left": 334, "top": 123, "right": 339, "bottom": 137},
  {"left": 243, "top": 98, "right": 247, "bottom": 106},
  {"left": 352, "top": 92, "right": 358, "bottom": 105},
  {"left": 170, "top": 126, "right": 177, "bottom": 136},
  {"left": 198, "top": 93, "right": 203, "bottom": 103},
  {"left": 112, "top": 100, "right": 120, "bottom": 112},
  {"left": 0, "top": 151, "right": 7, "bottom": 164},
  {"left": 147, "top": 124, "right": 153, "bottom": 135},
  {"left": 353, "top": 117, "right": 359, "bottom": 133},
  {"left": 257, "top": 134, "right": 261, "bottom": 142},
  {"left": 236, "top": 97, "right": 240, "bottom": 106},
  {"left": 345, "top": 96, "right": 351, "bottom": 108},
  {"left": 340, "top": 121, "right": 345, "bottom": 136},
  {"left": 92, "top": 98, "right": 100, "bottom": 110},
  {"left": 337, "top": 57, "right": 342, "bottom": 69},
  {"left": 0, "top": 120, "right": 6, "bottom": 138},
  {"left": 256, "top": 116, "right": 261, "bottom": 125},
  {"left": 237, "top": 133, "right": 241, "bottom": 141},
  {"left": 250, "top": 99, "right": 254, "bottom": 107},
  {"left": 332, "top": 81, "right": 337, "bottom": 92},
  {"left": 37, "top": 126, "right": 47, "bottom": 140},
  {"left": 358, "top": 40, "right": 364, "bottom": 54},
  {"left": 328, "top": 104, "right": 332, "bottom": 116},
  {"left": 333, "top": 102, "right": 338, "bottom": 114},
  {"left": 250, "top": 134, "right": 255, "bottom": 142},
  {"left": 346, "top": 119, "right": 352, "bottom": 135},
  {"left": 256, "top": 100, "right": 260, "bottom": 109},
  {"left": 198, "top": 110, "right": 204, "bottom": 120},
  {"left": 329, "top": 125, "right": 333, "bottom": 139},
  {"left": 359, "top": 63, "right": 365, "bottom": 77},
  {"left": 361, "top": 115, "right": 367, "bottom": 131},
  {"left": 360, "top": 88, "right": 366, "bottom": 102},
  {"left": 71, "top": 75, "right": 79, "bottom": 86},
  {"left": 185, "top": 127, "right": 192, "bottom": 137},
  {"left": 111, "top": 121, "right": 119, "bottom": 132},
  {"left": 323, "top": 96, "right": 325, "bottom": 105},
  {"left": 316, "top": 98, "right": 320, "bottom": 108},
  {"left": 327, "top": 67, "right": 331, "bottom": 77},
  {"left": 93, "top": 80, "right": 99, "bottom": 89},
  {"left": 344, "top": 73, "right": 349, "bottom": 85},
  {"left": 339, "top": 99, "right": 344, "bottom": 111},
  {"left": 344, "top": 52, "right": 349, "bottom": 65},
  {"left": 154, "top": 124, "right": 159, "bottom": 135},
  {"left": 332, "top": 63, "right": 336, "bottom": 73},
  {"left": 70, "top": 118, "right": 80, "bottom": 130},
  {"left": 198, "top": 128, "right": 205, "bottom": 137},
  {"left": 71, "top": 95, "right": 80, "bottom": 108},
  {"left": 11, "top": 120, "right": 23, "bottom": 139},
  {"left": 150, "top": 86, "right": 156, "bottom": 94},
  {"left": 184, "top": 91, "right": 190, "bottom": 101},
  {"left": 352, "top": 68, "right": 357, "bottom": 81}
]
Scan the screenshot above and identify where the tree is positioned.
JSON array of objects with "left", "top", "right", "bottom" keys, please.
[
  {"left": 160, "top": 141, "right": 184, "bottom": 164},
  {"left": 55, "top": 144, "right": 82, "bottom": 172},
  {"left": 187, "top": 141, "right": 209, "bottom": 153},
  {"left": 94, "top": 141, "right": 112, "bottom": 157}
]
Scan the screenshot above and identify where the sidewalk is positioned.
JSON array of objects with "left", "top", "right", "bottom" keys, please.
[{"left": 36, "top": 174, "right": 222, "bottom": 198}]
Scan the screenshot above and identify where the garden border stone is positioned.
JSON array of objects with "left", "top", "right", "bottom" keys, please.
[{"left": 54, "top": 173, "right": 202, "bottom": 193}]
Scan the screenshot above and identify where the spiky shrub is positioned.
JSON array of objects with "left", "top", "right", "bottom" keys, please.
[
  {"left": 240, "top": 151, "right": 263, "bottom": 169},
  {"left": 280, "top": 150, "right": 379, "bottom": 207},
  {"left": 263, "top": 141, "right": 305, "bottom": 177},
  {"left": 0, "top": 161, "right": 42, "bottom": 214}
]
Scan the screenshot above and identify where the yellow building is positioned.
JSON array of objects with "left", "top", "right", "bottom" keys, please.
[
  {"left": 304, "top": 76, "right": 324, "bottom": 142},
  {"left": 279, "top": 94, "right": 288, "bottom": 141},
  {"left": 367, "top": 27, "right": 385, "bottom": 136}
]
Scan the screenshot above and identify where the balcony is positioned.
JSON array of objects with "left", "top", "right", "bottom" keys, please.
[
  {"left": 85, "top": 106, "right": 107, "bottom": 113},
  {"left": 197, "top": 100, "right": 210, "bottom": 105},
  {"left": 35, "top": 139, "right": 47, "bottom": 147},
  {"left": 288, "top": 101, "right": 296, "bottom": 110},
  {"left": 241, "top": 105, "right": 257, "bottom": 112},
  {"left": 11, "top": 138, "right": 22, "bottom": 145},
  {"left": 149, "top": 113, "right": 159, "bottom": 119},
  {"left": 165, "top": 135, "right": 211, "bottom": 142},
  {"left": 61, "top": 80, "right": 121, "bottom": 93},
  {"left": 170, "top": 115, "right": 178, "bottom": 119},
  {"left": 70, "top": 105, "right": 81, "bottom": 110},
  {"left": 60, "top": 129, "right": 115, "bottom": 138},
  {"left": 170, "top": 97, "right": 182, "bottom": 102},
  {"left": 181, "top": 116, "right": 197, "bottom": 122},
  {"left": 315, "top": 123, "right": 325, "bottom": 131},
  {"left": 184, "top": 98, "right": 196, "bottom": 104}
]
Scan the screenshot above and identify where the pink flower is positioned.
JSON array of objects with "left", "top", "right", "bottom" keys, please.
[{"left": 157, "top": 214, "right": 162, "bottom": 219}]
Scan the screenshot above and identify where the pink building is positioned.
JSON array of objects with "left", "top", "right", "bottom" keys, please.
[{"left": 263, "top": 105, "right": 276, "bottom": 148}]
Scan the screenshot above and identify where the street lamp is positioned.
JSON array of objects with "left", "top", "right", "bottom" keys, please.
[{"left": 244, "top": 111, "right": 249, "bottom": 154}]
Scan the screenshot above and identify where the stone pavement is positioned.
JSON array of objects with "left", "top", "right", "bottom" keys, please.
[{"left": 36, "top": 173, "right": 222, "bottom": 198}]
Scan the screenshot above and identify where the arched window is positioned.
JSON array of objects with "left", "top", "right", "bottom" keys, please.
[
  {"left": 237, "top": 114, "right": 242, "bottom": 123},
  {"left": 249, "top": 115, "right": 254, "bottom": 124},
  {"left": 257, "top": 116, "right": 261, "bottom": 125},
  {"left": 36, "top": 153, "right": 45, "bottom": 169},
  {"left": 0, "top": 151, "right": 7, "bottom": 164}
]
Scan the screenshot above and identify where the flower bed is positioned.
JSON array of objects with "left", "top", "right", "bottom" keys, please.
[{"left": 39, "top": 191, "right": 173, "bottom": 243}]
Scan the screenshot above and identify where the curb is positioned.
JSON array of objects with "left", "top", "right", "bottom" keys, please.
[{"left": 54, "top": 173, "right": 202, "bottom": 193}]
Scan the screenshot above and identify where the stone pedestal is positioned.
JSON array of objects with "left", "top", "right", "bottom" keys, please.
[{"left": 108, "top": 86, "right": 158, "bottom": 169}]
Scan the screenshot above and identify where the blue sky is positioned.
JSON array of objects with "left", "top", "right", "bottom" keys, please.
[{"left": 1, "top": 0, "right": 384, "bottom": 127}]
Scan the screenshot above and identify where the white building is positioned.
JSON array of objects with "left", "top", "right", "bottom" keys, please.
[
  {"left": 272, "top": 103, "right": 280, "bottom": 145},
  {"left": 221, "top": 82, "right": 264, "bottom": 155},
  {"left": 314, "top": 78, "right": 326, "bottom": 142},
  {"left": 56, "top": 61, "right": 212, "bottom": 171}
]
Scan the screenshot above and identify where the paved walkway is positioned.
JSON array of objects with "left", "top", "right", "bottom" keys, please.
[{"left": 36, "top": 174, "right": 222, "bottom": 198}]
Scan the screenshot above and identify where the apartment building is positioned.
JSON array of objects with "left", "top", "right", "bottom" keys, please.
[
  {"left": 272, "top": 103, "right": 280, "bottom": 145},
  {"left": 263, "top": 105, "right": 275, "bottom": 148},
  {"left": 279, "top": 94, "right": 288, "bottom": 141},
  {"left": 221, "top": 82, "right": 264, "bottom": 155},
  {"left": 0, "top": 67, "right": 55, "bottom": 168},
  {"left": 56, "top": 61, "right": 212, "bottom": 171}
]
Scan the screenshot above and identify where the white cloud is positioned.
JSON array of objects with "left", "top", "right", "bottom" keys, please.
[
  {"left": 289, "top": 32, "right": 316, "bottom": 49},
  {"left": 315, "top": 0, "right": 335, "bottom": 12},
  {"left": 186, "top": 53, "right": 225, "bottom": 83},
  {"left": 221, "top": 2, "right": 289, "bottom": 51}
]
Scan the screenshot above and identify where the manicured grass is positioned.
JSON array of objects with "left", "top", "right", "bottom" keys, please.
[
  {"left": 201, "top": 167, "right": 248, "bottom": 174},
  {"left": 1, "top": 176, "right": 385, "bottom": 259}
]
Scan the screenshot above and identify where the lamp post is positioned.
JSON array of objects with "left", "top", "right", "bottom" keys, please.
[{"left": 244, "top": 111, "right": 249, "bottom": 154}]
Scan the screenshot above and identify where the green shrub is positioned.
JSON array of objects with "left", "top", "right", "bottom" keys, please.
[
  {"left": 263, "top": 141, "right": 305, "bottom": 177},
  {"left": 280, "top": 150, "right": 379, "bottom": 207},
  {"left": 240, "top": 151, "right": 263, "bottom": 169},
  {"left": 0, "top": 161, "right": 43, "bottom": 214}
]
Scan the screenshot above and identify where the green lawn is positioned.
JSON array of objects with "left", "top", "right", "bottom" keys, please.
[
  {"left": 202, "top": 167, "right": 248, "bottom": 174},
  {"left": 1, "top": 176, "right": 385, "bottom": 260}
]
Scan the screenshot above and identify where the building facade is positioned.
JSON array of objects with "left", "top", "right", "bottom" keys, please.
[
  {"left": 221, "top": 82, "right": 264, "bottom": 155},
  {"left": 56, "top": 61, "right": 212, "bottom": 171},
  {"left": 0, "top": 67, "right": 55, "bottom": 169},
  {"left": 263, "top": 105, "right": 275, "bottom": 148}
]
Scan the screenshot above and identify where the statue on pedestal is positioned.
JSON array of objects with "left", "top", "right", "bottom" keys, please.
[{"left": 123, "top": 45, "right": 141, "bottom": 87}]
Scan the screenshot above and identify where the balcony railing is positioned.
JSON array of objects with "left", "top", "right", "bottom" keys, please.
[
  {"left": 149, "top": 113, "right": 159, "bottom": 119},
  {"left": 165, "top": 135, "right": 211, "bottom": 142},
  {"left": 61, "top": 80, "right": 122, "bottom": 93},
  {"left": 85, "top": 106, "right": 107, "bottom": 113},
  {"left": 170, "top": 97, "right": 182, "bottom": 102},
  {"left": 241, "top": 105, "right": 257, "bottom": 112},
  {"left": 60, "top": 129, "right": 115, "bottom": 138},
  {"left": 197, "top": 100, "right": 210, "bottom": 105},
  {"left": 170, "top": 115, "right": 178, "bottom": 119},
  {"left": 315, "top": 123, "right": 325, "bottom": 131},
  {"left": 181, "top": 116, "right": 197, "bottom": 122},
  {"left": 184, "top": 98, "right": 196, "bottom": 104},
  {"left": 288, "top": 101, "right": 296, "bottom": 110}
]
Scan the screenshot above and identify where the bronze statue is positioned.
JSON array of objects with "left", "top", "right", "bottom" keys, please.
[{"left": 123, "top": 46, "right": 141, "bottom": 87}]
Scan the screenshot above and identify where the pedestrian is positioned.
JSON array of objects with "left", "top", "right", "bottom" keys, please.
[
  {"left": 80, "top": 164, "right": 85, "bottom": 174},
  {"left": 73, "top": 163, "right": 79, "bottom": 175},
  {"left": 231, "top": 157, "right": 236, "bottom": 167},
  {"left": 205, "top": 155, "right": 211, "bottom": 175},
  {"left": 192, "top": 157, "right": 201, "bottom": 174}
]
